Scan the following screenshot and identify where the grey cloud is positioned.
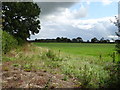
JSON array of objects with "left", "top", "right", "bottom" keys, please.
[{"left": 37, "top": 2, "right": 76, "bottom": 17}]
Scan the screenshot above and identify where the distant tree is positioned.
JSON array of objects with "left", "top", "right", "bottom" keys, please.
[
  {"left": 72, "top": 38, "right": 77, "bottom": 43},
  {"left": 2, "top": 2, "right": 41, "bottom": 42},
  {"left": 106, "top": 39, "right": 110, "bottom": 43},
  {"left": 35, "top": 38, "right": 38, "bottom": 42},
  {"left": 63, "top": 38, "right": 68, "bottom": 42},
  {"left": 99, "top": 37, "right": 109, "bottom": 43},
  {"left": 56, "top": 37, "right": 61, "bottom": 42},
  {"left": 91, "top": 37, "right": 99, "bottom": 43},
  {"left": 99, "top": 37, "right": 104, "bottom": 43},
  {"left": 76, "top": 37, "right": 83, "bottom": 43},
  {"left": 67, "top": 38, "right": 71, "bottom": 42},
  {"left": 87, "top": 40, "right": 90, "bottom": 43}
]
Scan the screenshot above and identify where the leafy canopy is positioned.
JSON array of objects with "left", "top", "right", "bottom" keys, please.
[{"left": 2, "top": 2, "right": 41, "bottom": 41}]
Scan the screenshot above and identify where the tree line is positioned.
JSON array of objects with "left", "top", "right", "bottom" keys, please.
[{"left": 29, "top": 37, "right": 112, "bottom": 43}]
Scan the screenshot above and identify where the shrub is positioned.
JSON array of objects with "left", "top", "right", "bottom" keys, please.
[
  {"left": 45, "top": 50, "right": 63, "bottom": 61},
  {"left": 61, "top": 58, "right": 110, "bottom": 88},
  {"left": 105, "top": 63, "right": 120, "bottom": 88},
  {"left": 46, "top": 50, "right": 56, "bottom": 60},
  {"left": 2, "top": 31, "right": 18, "bottom": 54}
]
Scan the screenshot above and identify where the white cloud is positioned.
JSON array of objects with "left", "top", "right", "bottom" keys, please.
[
  {"left": 75, "top": 24, "right": 93, "bottom": 30},
  {"left": 108, "top": 35, "right": 118, "bottom": 38},
  {"left": 30, "top": 15, "right": 118, "bottom": 40},
  {"left": 72, "top": 5, "right": 88, "bottom": 18},
  {"left": 84, "top": 0, "right": 113, "bottom": 5},
  {"left": 101, "top": 0, "right": 112, "bottom": 5},
  {"left": 29, "top": 2, "right": 118, "bottom": 41}
]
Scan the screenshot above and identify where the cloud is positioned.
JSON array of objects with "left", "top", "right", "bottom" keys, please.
[
  {"left": 83, "top": 0, "right": 118, "bottom": 5},
  {"left": 36, "top": 2, "right": 88, "bottom": 21},
  {"left": 72, "top": 5, "right": 88, "bottom": 18},
  {"left": 29, "top": 2, "right": 118, "bottom": 41},
  {"left": 37, "top": 2, "right": 76, "bottom": 17},
  {"left": 34, "top": 0, "right": 119, "bottom": 5},
  {"left": 108, "top": 35, "right": 118, "bottom": 38},
  {"left": 85, "top": 0, "right": 114, "bottom": 5},
  {"left": 29, "top": 16, "right": 118, "bottom": 41},
  {"left": 101, "top": 0, "right": 112, "bottom": 5}
]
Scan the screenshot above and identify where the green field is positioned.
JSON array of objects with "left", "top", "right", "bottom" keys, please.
[
  {"left": 3, "top": 42, "right": 119, "bottom": 88},
  {"left": 33, "top": 43, "right": 119, "bottom": 88},
  {"left": 34, "top": 43, "right": 116, "bottom": 61}
]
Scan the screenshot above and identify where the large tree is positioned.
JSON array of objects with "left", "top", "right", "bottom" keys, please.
[{"left": 2, "top": 2, "right": 41, "bottom": 41}]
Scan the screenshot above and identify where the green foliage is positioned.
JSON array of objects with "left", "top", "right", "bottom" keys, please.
[
  {"left": 116, "top": 43, "right": 120, "bottom": 53},
  {"left": 2, "top": 2, "right": 41, "bottom": 40},
  {"left": 111, "top": 16, "right": 120, "bottom": 62},
  {"left": 16, "top": 37, "right": 26, "bottom": 45},
  {"left": 13, "top": 64, "right": 19, "bottom": 67},
  {"left": 62, "top": 75, "right": 68, "bottom": 81},
  {"left": 2, "top": 56, "right": 15, "bottom": 62},
  {"left": 46, "top": 50, "right": 56, "bottom": 60},
  {"left": 105, "top": 63, "right": 120, "bottom": 88},
  {"left": 23, "top": 63, "right": 32, "bottom": 72},
  {"left": 2, "top": 31, "right": 18, "bottom": 54},
  {"left": 45, "top": 50, "right": 63, "bottom": 61},
  {"left": 61, "top": 58, "right": 110, "bottom": 88}
]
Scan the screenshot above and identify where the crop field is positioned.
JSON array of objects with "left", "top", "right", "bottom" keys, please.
[{"left": 34, "top": 43, "right": 116, "bottom": 61}]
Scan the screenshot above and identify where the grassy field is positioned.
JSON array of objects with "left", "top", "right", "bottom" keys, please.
[
  {"left": 34, "top": 43, "right": 116, "bottom": 61},
  {"left": 3, "top": 43, "right": 119, "bottom": 88},
  {"left": 33, "top": 43, "right": 119, "bottom": 88}
]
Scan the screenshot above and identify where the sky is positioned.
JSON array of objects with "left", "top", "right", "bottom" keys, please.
[{"left": 29, "top": 0, "right": 119, "bottom": 41}]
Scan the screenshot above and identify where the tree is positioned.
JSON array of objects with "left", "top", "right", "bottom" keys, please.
[
  {"left": 99, "top": 37, "right": 104, "bottom": 43},
  {"left": 91, "top": 37, "right": 99, "bottom": 43},
  {"left": 106, "top": 39, "right": 110, "bottom": 43},
  {"left": 76, "top": 37, "right": 83, "bottom": 43},
  {"left": 56, "top": 37, "right": 61, "bottom": 42},
  {"left": 2, "top": 2, "right": 41, "bottom": 42},
  {"left": 87, "top": 40, "right": 90, "bottom": 43},
  {"left": 72, "top": 38, "right": 77, "bottom": 43},
  {"left": 99, "top": 37, "right": 108, "bottom": 43}
]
